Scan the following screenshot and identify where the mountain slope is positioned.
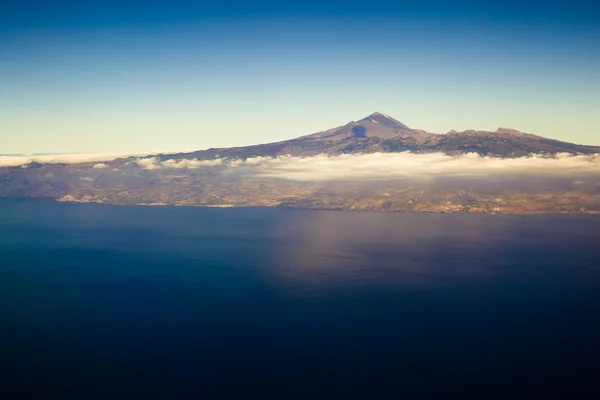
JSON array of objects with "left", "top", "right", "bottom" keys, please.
[
  {"left": 161, "top": 112, "right": 598, "bottom": 162},
  {"left": 298, "top": 112, "right": 430, "bottom": 141},
  {"left": 423, "top": 128, "right": 599, "bottom": 156}
]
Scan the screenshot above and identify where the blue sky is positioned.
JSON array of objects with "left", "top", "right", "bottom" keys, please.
[{"left": 1, "top": 0, "right": 599, "bottom": 153}]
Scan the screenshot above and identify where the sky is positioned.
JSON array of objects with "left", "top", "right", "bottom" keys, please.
[{"left": 1, "top": 0, "right": 599, "bottom": 154}]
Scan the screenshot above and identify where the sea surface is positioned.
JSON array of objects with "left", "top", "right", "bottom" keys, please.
[{"left": 1, "top": 199, "right": 600, "bottom": 397}]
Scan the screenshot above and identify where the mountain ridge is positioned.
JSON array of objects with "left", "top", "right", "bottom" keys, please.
[{"left": 163, "top": 112, "right": 599, "bottom": 162}]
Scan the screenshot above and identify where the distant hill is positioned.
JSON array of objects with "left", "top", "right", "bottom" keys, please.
[{"left": 160, "top": 112, "right": 599, "bottom": 161}]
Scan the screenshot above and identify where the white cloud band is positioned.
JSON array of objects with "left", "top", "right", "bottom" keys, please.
[{"left": 137, "top": 152, "right": 600, "bottom": 181}]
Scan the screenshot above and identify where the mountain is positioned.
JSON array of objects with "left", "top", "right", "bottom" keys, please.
[
  {"left": 1, "top": 112, "right": 599, "bottom": 214},
  {"left": 299, "top": 112, "right": 429, "bottom": 141},
  {"left": 161, "top": 112, "right": 599, "bottom": 161}
]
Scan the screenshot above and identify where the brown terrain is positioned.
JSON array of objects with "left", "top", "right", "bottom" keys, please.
[{"left": 1, "top": 112, "right": 599, "bottom": 214}]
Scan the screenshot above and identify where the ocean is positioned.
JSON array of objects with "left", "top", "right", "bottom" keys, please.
[{"left": 1, "top": 199, "right": 599, "bottom": 397}]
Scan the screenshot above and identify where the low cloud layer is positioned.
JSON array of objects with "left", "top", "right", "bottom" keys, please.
[
  {"left": 137, "top": 158, "right": 223, "bottom": 170},
  {"left": 0, "top": 153, "right": 140, "bottom": 167},
  {"left": 4, "top": 151, "right": 598, "bottom": 181},
  {"left": 137, "top": 152, "right": 600, "bottom": 181},
  {"left": 0, "top": 150, "right": 191, "bottom": 168}
]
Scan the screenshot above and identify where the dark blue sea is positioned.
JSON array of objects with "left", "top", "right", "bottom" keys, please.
[{"left": 1, "top": 199, "right": 600, "bottom": 398}]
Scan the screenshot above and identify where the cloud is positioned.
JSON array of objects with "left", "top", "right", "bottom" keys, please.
[
  {"left": 249, "top": 152, "right": 600, "bottom": 181},
  {"left": 136, "top": 157, "right": 161, "bottom": 170},
  {"left": 5, "top": 149, "right": 599, "bottom": 182},
  {"left": 0, "top": 152, "right": 140, "bottom": 167},
  {"left": 136, "top": 157, "right": 222, "bottom": 170},
  {"left": 144, "top": 152, "right": 600, "bottom": 181},
  {"left": 0, "top": 150, "right": 192, "bottom": 168}
]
